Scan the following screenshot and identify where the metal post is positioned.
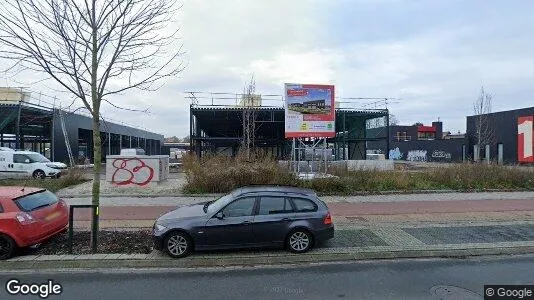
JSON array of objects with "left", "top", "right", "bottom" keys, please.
[
  {"left": 51, "top": 113, "right": 55, "bottom": 161},
  {"left": 189, "top": 105, "right": 193, "bottom": 155},
  {"left": 92, "top": 206, "right": 98, "bottom": 253},
  {"left": 108, "top": 132, "right": 111, "bottom": 155},
  {"left": 343, "top": 113, "right": 349, "bottom": 160},
  {"left": 323, "top": 138, "right": 327, "bottom": 174},
  {"left": 385, "top": 110, "right": 390, "bottom": 159},
  {"left": 15, "top": 101, "right": 22, "bottom": 150},
  {"left": 68, "top": 206, "right": 74, "bottom": 254}
]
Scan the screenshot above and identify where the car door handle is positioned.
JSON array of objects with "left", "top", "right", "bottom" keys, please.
[
  {"left": 281, "top": 218, "right": 292, "bottom": 222},
  {"left": 242, "top": 221, "right": 251, "bottom": 225}
]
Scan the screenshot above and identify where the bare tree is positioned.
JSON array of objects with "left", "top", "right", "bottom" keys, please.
[
  {"left": 472, "top": 86, "right": 494, "bottom": 162},
  {"left": 241, "top": 76, "right": 257, "bottom": 160},
  {"left": 0, "top": 0, "right": 183, "bottom": 250}
]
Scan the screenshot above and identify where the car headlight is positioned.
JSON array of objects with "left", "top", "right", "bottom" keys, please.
[{"left": 154, "top": 224, "right": 167, "bottom": 232}]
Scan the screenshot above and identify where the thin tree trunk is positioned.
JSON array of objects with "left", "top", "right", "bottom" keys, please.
[
  {"left": 91, "top": 116, "right": 101, "bottom": 252},
  {"left": 90, "top": 0, "right": 99, "bottom": 252}
]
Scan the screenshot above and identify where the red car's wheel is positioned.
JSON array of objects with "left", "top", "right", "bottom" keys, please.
[{"left": 0, "top": 234, "right": 15, "bottom": 260}]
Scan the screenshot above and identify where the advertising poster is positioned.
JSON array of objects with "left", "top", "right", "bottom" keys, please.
[{"left": 284, "top": 83, "right": 335, "bottom": 138}]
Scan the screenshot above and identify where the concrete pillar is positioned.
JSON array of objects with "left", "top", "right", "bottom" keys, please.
[{"left": 473, "top": 145, "right": 480, "bottom": 162}]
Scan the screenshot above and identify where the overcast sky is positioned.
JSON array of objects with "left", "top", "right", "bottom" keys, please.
[{"left": 3, "top": 0, "right": 534, "bottom": 137}]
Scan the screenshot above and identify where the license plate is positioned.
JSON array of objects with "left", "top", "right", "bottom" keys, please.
[{"left": 45, "top": 211, "right": 61, "bottom": 221}]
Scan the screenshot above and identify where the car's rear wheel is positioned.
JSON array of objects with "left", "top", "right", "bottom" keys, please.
[
  {"left": 286, "top": 229, "right": 313, "bottom": 253},
  {"left": 33, "top": 170, "right": 46, "bottom": 179},
  {"left": 0, "top": 234, "right": 16, "bottom": 260},
  {"left": 164, "top": 231, "right": 192, "bottom": 258}
]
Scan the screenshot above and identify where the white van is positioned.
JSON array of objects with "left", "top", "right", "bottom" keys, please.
[{"left": 0, "top": 149, "right": 67, "bottom": 179}]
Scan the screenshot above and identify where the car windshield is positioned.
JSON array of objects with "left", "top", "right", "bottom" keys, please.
[
  {"left": 14, "top": 190, "right": 58, "bottom": 212},
  {"left": 26, "top": 153, "right": 50, "bottom": 163},
  {"left": 205, "top": 194, "right": 233, "bottom": 214}
]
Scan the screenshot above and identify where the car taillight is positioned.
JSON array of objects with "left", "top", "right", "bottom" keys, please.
[
  {"left": 324, "top": 212, "right": 332, "bottom": 225},
  {"left": 16, "top": 212, "right": 36, "bottom": 225}
]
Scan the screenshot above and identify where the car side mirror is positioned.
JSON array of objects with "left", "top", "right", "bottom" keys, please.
[
  {"left": 215, "top": 212, "right": 225, "bottom": 220},
  {"left": 24, "top": 159, "right": 30, "bottom": 164}
]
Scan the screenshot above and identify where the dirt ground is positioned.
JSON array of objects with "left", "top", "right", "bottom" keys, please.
[{"left": 27, "top": 230, "right": 152, "bottom": 255}]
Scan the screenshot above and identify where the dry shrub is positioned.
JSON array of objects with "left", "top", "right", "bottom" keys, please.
[
  {"left": 427, "top": 163, "right": 534, "bottom": 190},
  {"left": 340, "top": 163, "right": 534, "bottom": 193},
  {"left": 182, "top": 151, "right": 297, "bottom": 193},
  {"left": 182, "top": 153, "right": 534, "bottom": 195}
]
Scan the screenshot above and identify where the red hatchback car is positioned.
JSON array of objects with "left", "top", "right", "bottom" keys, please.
[{"left": 0, "top": 187, "right": 69, "bottom": 259}]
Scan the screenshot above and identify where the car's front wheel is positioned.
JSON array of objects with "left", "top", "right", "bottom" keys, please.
[
  {"left": 0, "top": 234, "right": 16, "bottom": 260},
  {"left": 32, "top": 170, "right": 46, "bottom": 179},
  {"left": 286, "top": 229, "right": 313, "bottom": 253},
  {"left": 164, "top": 231, "right": 192, "bottom": 258}
]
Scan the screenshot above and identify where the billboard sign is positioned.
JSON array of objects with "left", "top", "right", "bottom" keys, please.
[
  {"left": 284, "top": 83, "right": 335, "bottom": 138},
  {"left": 518, "top": 116, "right": 534, "bottom": 163}
]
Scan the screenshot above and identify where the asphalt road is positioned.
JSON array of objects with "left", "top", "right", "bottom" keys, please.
[{"left": 1, "top": 255, "right": 533, "bottom": 300}]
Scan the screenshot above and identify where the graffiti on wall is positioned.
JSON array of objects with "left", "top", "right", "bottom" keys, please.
[
  {"left": 111, "top": 158, "right": 154, "bottom": 186},
  {"left": 518, "top": 116, "right": 534, "bottom": 163},
  {"left": 406, "top": 150, "right": 427, "bottom": 162},
  {"left": 431, "top": 150, "right": 452, "bottom": 160},
  {"left": 389, "top": 147, "right": 403, "bottom": 160}
]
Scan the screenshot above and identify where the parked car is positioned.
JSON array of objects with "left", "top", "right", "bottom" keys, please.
[
  {"left": 0, "top": 148, "right": 67, "bottom": 179},
  {"left": 152, "top": 186, "right": 334, "bottom": 258},
  {"left": 0, "top": 187, "right": 69, "bottom": 259}
]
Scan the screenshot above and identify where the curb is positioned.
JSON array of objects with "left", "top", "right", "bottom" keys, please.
[
  {"left": 2, "top": 245, "right": 533, "bottom": 270},
  {"left": 57, "top": 189, "right": 534, "bottom": 198}
]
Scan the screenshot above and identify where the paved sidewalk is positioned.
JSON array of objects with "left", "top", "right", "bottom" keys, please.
[
  {"left": 4, "top": 221, "right": 534, "bottom": 270},
  {"left": 65, "top": 198, "right": 534, "bottom": 224},
  {"left": 63, "top": 191, "right": 534, "bottom": 205}
]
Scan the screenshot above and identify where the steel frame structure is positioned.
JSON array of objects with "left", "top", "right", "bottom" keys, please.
[{"left": 188, "top": 92, "right": 390, "bottom": 160}]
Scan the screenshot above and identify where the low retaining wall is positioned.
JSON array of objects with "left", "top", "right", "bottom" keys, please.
[
  {"left": 105, "top": 155, "right": 169, "bottom": 186},
  {"left": 279, "top": 160, "right": 394, "bottom": 172}
]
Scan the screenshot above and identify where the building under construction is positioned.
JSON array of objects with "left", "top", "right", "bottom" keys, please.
[
  {"left": 0, "top": 88, "right": 164, "bottom": 164},
  {"left": 188, "top": 92, "right": 390, "bottom": 160}
]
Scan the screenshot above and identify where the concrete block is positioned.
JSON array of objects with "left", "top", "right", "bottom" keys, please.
[{"left": 346, "top": 160, "right": 394, "bottom": 171}]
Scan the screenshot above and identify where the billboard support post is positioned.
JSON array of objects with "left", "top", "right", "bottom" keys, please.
[
  {"left": 290, "top": 137, "right": 328, "bottom": 177},
  {"left": 285, "top": 83, "right": 334, "bottom": 178}
]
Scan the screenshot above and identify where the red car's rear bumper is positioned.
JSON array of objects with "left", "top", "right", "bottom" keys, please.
[{"left": 15, "top": 214, "right": 68, "bottom": 247}]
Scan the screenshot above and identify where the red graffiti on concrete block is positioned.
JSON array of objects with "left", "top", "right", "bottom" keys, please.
[{"left": 111, "top": 158, "right": 154, "bottom": 186}]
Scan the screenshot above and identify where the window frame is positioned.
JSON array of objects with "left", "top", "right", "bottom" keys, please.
[
  {"left": 218, "top": 196, "right": 258, "bottom": 218},
  {"left": 13, "top": 154, "right": 30, "bottom": 164},
  {"left": 257, "top": 196, "right": 294, "bottom": 215},
  {"left": 13, "top": 190, "right": 58, "bottom": 212},
  {"left": 288, "top": 197, "right": 318, "bottom": 213}
]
